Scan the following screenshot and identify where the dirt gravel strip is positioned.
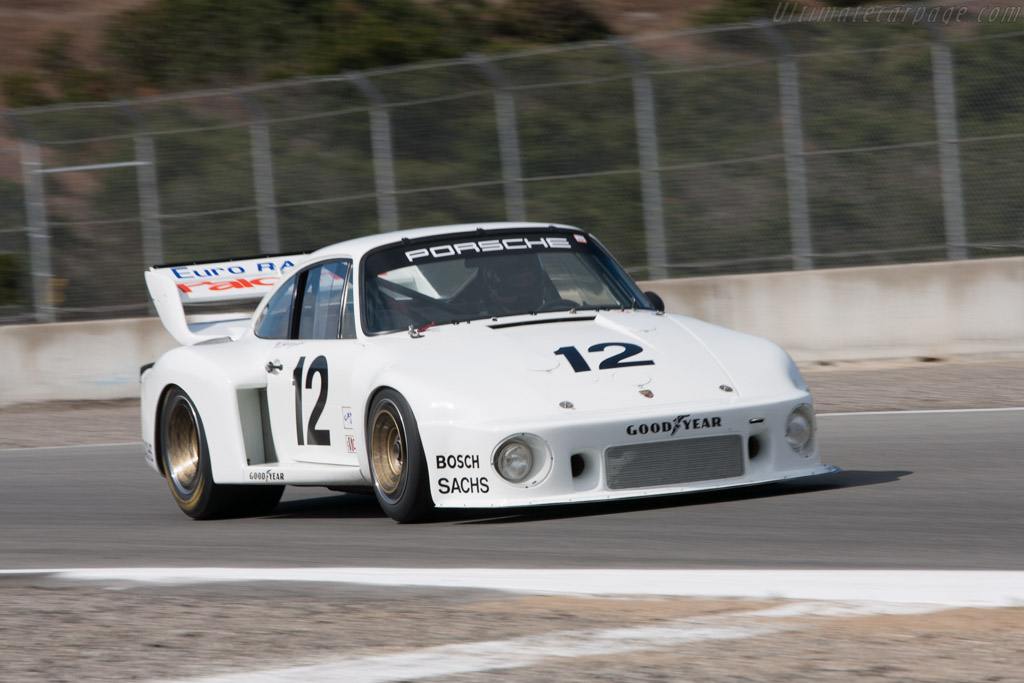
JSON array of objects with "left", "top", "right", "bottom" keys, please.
[
  {"left": 0, "top": 569, "right": 1021, "bottom": 682},
  {"left": 161, "top": 602, "right": 958, "bottom": 683},
  {"left": 3, "top": 354, "right": 1024, "bottom": 450}
]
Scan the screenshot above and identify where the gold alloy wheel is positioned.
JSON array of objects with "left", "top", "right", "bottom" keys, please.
[
  {"left": 166, "top": 397, "right": 201, "bottom": 494},
  {"left": 370, "top": 403, "right": 405, "bottom": 497}
]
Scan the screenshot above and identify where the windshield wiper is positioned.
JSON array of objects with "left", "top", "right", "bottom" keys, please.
[{"left": 407, "top": 322, "right": 435, "bottom": 338}]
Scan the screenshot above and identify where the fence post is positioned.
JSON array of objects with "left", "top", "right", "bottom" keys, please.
[
  {"left": 470, "top": 53, "right": 527, "bottom": 223},
  {"left": 758, "top": 21, "right": 814, "bottom": 271},
  {"left": 614, "top": 39, "right": 668, "bottom": 281},
  {"left": 134, "top": 135, "right": 164, "bottom": 267},
  {"left": 20, "top": 142, "right": 55, "bottom": 323},
  {"left": 237, "top": 90, "right": 281, "bottom": 254},
  {"left": 928, "top": 26, "right": 967, "bottom": 261},
  {"left": 349, "top": 72, "right": 399, "bottom": 233},
  {"left": 119, "top": 105, "right": 164, "bottom": 269},
  {"left": 4, "top": 114, "right": 54, "bottom": 322}
]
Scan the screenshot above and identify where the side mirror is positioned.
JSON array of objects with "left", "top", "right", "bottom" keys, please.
[{"left": 644, "top": 291, "right": 665, "bottom": 313}]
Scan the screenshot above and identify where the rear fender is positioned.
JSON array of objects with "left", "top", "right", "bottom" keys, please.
[{"left": 141, "top": 346, "right": 269, "bottom": 485}]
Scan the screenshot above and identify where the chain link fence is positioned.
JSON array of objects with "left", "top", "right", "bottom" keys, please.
[{"left": 1, "top": 16, "right": 1023, "bottom": 323}]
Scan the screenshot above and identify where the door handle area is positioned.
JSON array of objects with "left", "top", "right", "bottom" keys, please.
[{"left": 265, "top": 360, "right": 283, "bottom": 374}]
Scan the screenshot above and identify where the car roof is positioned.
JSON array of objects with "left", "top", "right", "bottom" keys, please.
[{"left": 309, "top": 222, "right": 583, "bottom": 259}]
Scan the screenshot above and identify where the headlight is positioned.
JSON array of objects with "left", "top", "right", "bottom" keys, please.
[
  {"left": 495, "top": 441, "right": 533, "bottom": 483},
  {"left": 492, "top": 434, "right": 552, "bottom": 486},
  {"left": 785, "top": 404, "right": 815, "bottom": 456}
]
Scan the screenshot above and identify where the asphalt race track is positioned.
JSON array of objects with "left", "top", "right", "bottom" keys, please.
[{"left": 1, "top": 410, "right": 1020, "bottom": 571}]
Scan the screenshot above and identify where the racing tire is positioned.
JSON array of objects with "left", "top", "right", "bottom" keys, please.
[
  {"left": 159, "top": 386, "right": 283, "bottom": 519},
  {"left": 367, "top": 389, "right": 433, "bottom": 523}
]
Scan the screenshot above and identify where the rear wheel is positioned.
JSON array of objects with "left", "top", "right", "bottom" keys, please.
[
  {"left": 367, "top": 390, "right": 432, "bottom": 522},
  {"left": 159, "top": 387, "right": 283, "bottom": 519}
]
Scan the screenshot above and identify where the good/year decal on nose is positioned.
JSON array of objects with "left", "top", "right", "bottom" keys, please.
[{"left": 554, "top": 342, "right": 654, "bottom": 373}]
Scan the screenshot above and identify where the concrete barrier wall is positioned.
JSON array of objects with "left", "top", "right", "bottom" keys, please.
[
  {"left": 638, "top": 256, "right": 1024, "bottom": 362},
  {"left": 1, "top": 257, "right": 1022, "bottom": 407},
  {"left": 0, "top": 317, "right": 177, "bottom": 408}
]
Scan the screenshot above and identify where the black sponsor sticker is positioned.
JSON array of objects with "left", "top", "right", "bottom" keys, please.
[
  {"left": 435, "top": 454, "right": 481, "bottom": 470},
  {"left": 248, "top": 469, "right": 286, "bottom": 482},
  {"left": 366, "top": 229, "right": 583, "bottom": 274},
  {"left": 627, "top": 414, "right": 722, "bottom": 437},
  {"left": 405, "top": 236, "right": 571, "bottom": 263}
]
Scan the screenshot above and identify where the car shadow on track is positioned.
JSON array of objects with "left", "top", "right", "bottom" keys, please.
[
  {"left": 269, "top": 492, "right": 384, "bottom": 519},
  {"left": 449, "top": 469, "right": 912, "bottom": 525},
  {"left": 263, "top": 469, "right": 910, "bottom": 524}
]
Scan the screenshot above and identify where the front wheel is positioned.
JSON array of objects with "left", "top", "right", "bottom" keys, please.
[
  {"left": 367, "top": 390, "right": 432, "bottom": 522},
  {"left": 159, "top": 387, "right": 283, "bottom": 519}
]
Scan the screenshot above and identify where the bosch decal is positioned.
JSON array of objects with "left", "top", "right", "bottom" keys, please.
[
  {"left": 627, "top": 414, "right": 723, "bottom": 436},
  {"left": 346, "top": 435, "right": 357, "bottom": 453},
  {"left": 435, "top": 454, "right": 480, "bottom": 470},
  {"left": 405, "top": 236, "right": 571, "bottom": 263}
]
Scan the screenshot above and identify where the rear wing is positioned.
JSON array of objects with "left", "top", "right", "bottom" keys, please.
[{"left": 146, "top": 254, "right": 307, "bottom": 346}]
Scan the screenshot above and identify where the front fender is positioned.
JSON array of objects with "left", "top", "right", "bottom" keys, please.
[{"left": 671, "top": 316, "right": 809, "bottom": 398}]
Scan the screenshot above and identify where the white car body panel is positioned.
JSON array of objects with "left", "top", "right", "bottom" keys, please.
[{"left": 141, "top": 222, "right": 837, "bottom": 513}]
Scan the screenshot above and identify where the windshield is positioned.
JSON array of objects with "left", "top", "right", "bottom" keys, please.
[{"left": 362, "top": 230, "right": 652, "bottom": 334}]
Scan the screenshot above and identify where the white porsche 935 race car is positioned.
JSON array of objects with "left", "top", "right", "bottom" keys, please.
[{"left": 141, "top": 222, "right": 837, "bottom": 522}]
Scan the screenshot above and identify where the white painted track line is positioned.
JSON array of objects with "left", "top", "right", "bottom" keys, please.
[
  {"left": 4, "top": 568, "right": 1023, "bottom": 607},
  {"left": 819, "top": 407, "right": 1024, "bottom": 417},
  {"left": 0, "top": 442, "right": 139, "bottom": 455}
]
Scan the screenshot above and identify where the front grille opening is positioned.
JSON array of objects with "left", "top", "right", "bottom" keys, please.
[
  {"left": 748, "top": 435, "right": 761, "bottom": 459},
  {"left": 605, "top": 435, "right": 744, "bottom": 490}
]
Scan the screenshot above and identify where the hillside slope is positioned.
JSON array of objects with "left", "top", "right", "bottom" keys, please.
[{"left": 0, "top": 0, "right": 711, "bottom": 108}]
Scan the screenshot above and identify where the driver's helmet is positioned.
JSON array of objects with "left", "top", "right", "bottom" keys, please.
[{"left": 481, "top": 254, "right": 547, "bottom": 311}]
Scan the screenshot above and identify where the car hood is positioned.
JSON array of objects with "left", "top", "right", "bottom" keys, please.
[{"left": 367, "top": 310, "right": 787, "bottom": 420}]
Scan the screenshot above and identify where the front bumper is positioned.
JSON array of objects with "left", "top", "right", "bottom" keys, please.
[{"left": 419, "top": 394, "right": 839, "bottom": 508}]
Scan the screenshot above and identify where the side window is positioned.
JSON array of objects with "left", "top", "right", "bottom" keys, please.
[
  {"left": 254, "top": 277, "right": 297, "bottom": 339},
  {"left": 297, "top": 261, "right": 351, "bottom": 340}
]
